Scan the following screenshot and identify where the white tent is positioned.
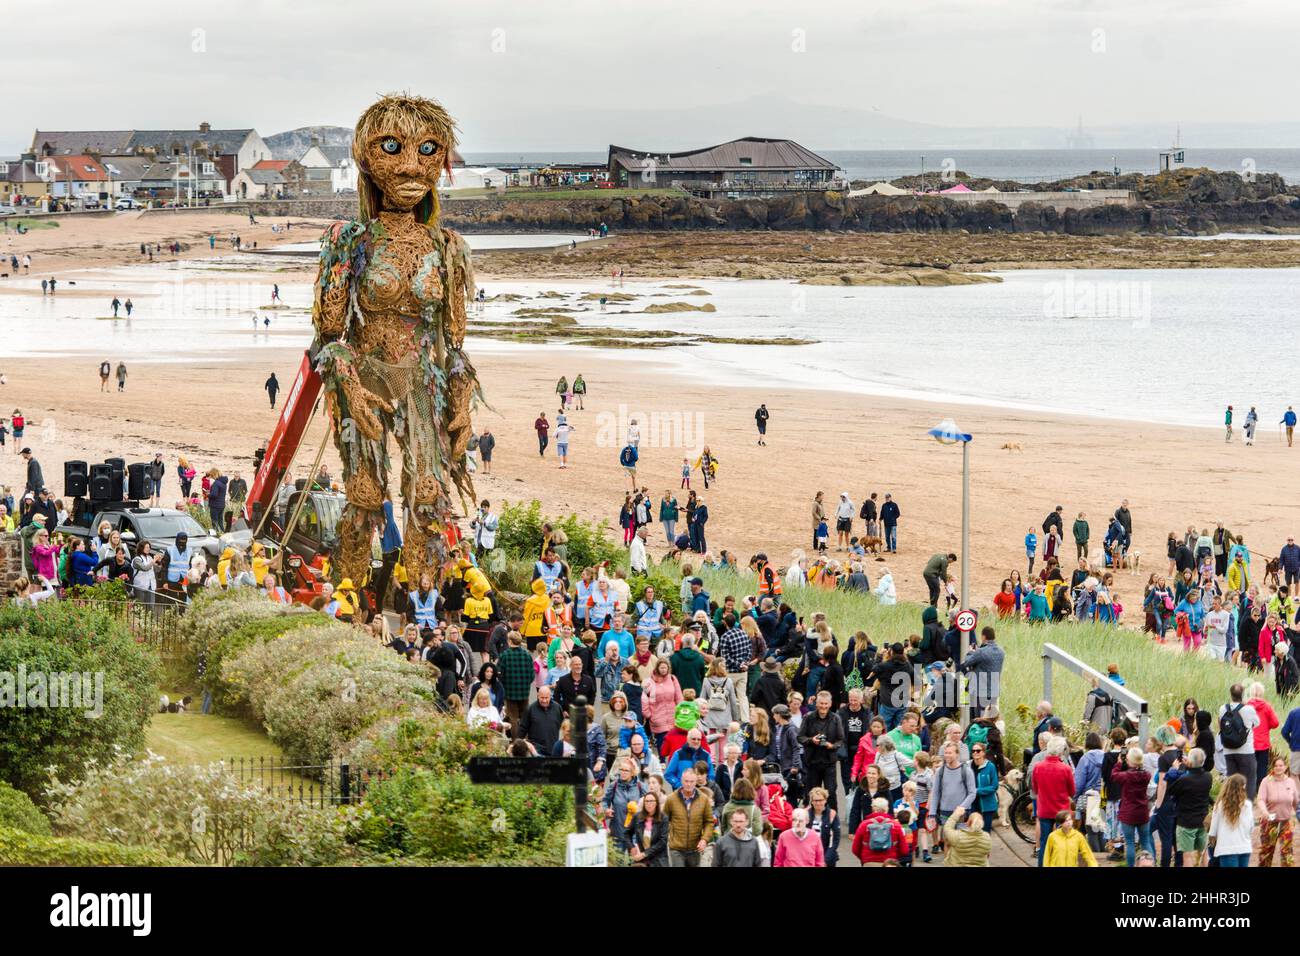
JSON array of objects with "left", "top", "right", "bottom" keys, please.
[
  {"left": 440, "top": 166, "right": 507, "bottom": 191},
  {"left": 860, "top": 181, "right": 909, "bottom": 195}
]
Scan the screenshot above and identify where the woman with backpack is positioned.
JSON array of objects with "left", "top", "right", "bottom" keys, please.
[{"left": 701, "top": 659, "right": 740, "bottom": 745}]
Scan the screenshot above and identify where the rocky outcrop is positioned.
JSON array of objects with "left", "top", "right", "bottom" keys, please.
[{"left": 244, "top": 184, "right": 1300, "bottom": 237}]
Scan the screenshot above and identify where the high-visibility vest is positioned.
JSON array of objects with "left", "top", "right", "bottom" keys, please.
[
  {"left": 575, "top": 579, "right": 594, "bottom": 621},
  {"left": 535, "top": 560, "right": 563, "bottom": 591},
  {"left": 165, "top": 545, "right": 192, "bottom": 584},
  {"left": 757, "top": 562, "right": 782, "bottom": 597},
  {"left": 411, "top": 589, "right": 439, "bottom": 628},
  {"left": 635, "top": 599, "right": 664, "bottom": 637},
  {"left": 268, "top": 586, "right": 290, "bottom": 604},
  {"left": 587, "top": 591, "right": 618, "bottom": 629},
  {"left": 544, "top": 603, "right": 572, "bottom": 637}
]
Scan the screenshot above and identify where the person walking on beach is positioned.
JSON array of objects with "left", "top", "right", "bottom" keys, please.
[
  {"left": 1224, "top": 405, "right": 1233, "bottom": 442},
  {"left": 555, "top": 376, "right": 568, "bottom": 410},
  {"left": 98, "top": 361, "right": 111, "bottom": 392},
  {"left": 111, "top": 296, "right": 121, "bottom": 318},
  {"left": 659, "top": 490, "right": 679, "bottom": 545},
  {"left": 534, "top": 412, "right": 549, "bottom": 456},
  {"left": 477, "top": 429, "right": 495, "bottom": 474},
  {"left": 620, "top": 442, "right": 638, "bottom": 488},
  {"left": 115, "top": 362, "right": 127, "bottom": 392},
  {"left": 555, "top": 413, "right": 573, "bottom": 468},
  {"left": 835, "top": 492, "right": 854, "bottom": 551},
  {"left": 124, "top": 298, "right": 133, "bottom": 317},
  {"left": 754, "top": 403, "right": 769, "bottom": 445},
  {"left": 572, "top": 374, "right": 586, "bottom": 410},
  {"left": 265, "top": 372, "right": 280, "bottom": 409},
  {"left": 47, "top": 278, "right": 56, "bottom": 295},
  {"left": 1244, "top": 407, "right": 1258, "bottom": 445},
  {"left": 1073, "top": 512, "right": 1090, "bottom": 560},
  {"left": 1282, "top": 406, "right": 1296, "bottom": 447},
  {"left": 147, "top": 452, "right": 165, "bottom": 507},
  {"left": 881, "top": 493, "right": 901, "bottom": 553},
  {"left": 271, "top": 284, "right": 280, "bottom": 304},
  {"left": 40, "top": 279, "right": 47, "bottom": 296}
]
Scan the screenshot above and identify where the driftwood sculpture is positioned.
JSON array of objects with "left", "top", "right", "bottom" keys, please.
[{"left": 312, "top": 93, "right": 478, "bottom": 586}]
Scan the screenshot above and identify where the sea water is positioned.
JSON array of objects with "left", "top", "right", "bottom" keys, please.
[{"left": 3, "top": 262, "right": 1297, "bottom": 428}]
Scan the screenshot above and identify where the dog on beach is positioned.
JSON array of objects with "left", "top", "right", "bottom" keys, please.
[
  {"left": 860, "top": 535, "right": 883, "bottom": 554},
  {"left": 1000, "top": 442, "right": 1023, "bottom": 452},
  {"left": 997, "top": 768, "right": 1024, "bottom": 828}
]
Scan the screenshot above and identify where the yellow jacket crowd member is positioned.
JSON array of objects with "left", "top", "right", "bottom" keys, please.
[
  {"left": 521, "top": 577, "right": 550, "bottom": 649},
  {"left": 462, "top": 570, "right": 496, "bottom": 656},
  {"left": 334, "top": 578, "right": 359, "bottom": 619},
  {"left": 1042, "top": 816, "right": 1097, "bottom": 868},
  {"left": 217, "top": 547, "right": 235, "bottom": 587},
  {"left": 250, "top": 543, "right": 271, "bottom": 585}
]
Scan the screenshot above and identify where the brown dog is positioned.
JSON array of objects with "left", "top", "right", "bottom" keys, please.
[{"left": 861, "top": 535, "right": 883, "bottom": 554}]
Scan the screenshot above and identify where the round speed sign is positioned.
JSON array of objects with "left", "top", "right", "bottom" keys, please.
[{"left": 955, "top": 609, "right": 977, "bottom": 632}]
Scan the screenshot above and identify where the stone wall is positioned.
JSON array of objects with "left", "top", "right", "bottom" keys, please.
[{"left": 0, "top": 532, "right": 24, "bottom": 593}]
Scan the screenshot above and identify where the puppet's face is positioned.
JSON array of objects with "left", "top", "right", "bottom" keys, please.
[{"left": 363, "top": 124, "right": 447, "bottom": 211}]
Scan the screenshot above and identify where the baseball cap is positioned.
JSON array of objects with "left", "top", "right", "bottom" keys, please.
[{"left": 690, "top": 577, "right": 703, "bottom": 586}]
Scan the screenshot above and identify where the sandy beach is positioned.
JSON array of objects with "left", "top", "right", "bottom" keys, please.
[{"left": 3, "top": 334, "right": 1296, "bottom": 609}]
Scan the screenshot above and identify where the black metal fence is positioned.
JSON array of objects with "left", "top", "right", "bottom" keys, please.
[
  {"left": 224, "top": 756, "right": 390, "bottom": 807},
  {"left": 67, "top": 597, "right": 187, "bottom": 655}
]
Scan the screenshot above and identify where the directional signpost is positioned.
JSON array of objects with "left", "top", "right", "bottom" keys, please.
[{"left": 466, "top": 696, "right": 601, "bottom": 866}]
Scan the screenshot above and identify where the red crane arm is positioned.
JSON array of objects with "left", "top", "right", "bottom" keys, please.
[{"left": 244, "top": 349, "right": 322, "bottom": 525}]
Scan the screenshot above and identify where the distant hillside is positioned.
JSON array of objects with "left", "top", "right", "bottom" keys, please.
[{"left": 265, "top": 125, "right": 351, "bottom": 160}]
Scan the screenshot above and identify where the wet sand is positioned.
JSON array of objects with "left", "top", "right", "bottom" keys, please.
[{"left": 2, "top": 342, "right": 1295, "bottom": 608}]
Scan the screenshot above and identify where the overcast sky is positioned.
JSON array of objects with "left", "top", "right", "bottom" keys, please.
[{"left": 4, "top": 0, "right": 1297, "bottom": 153}]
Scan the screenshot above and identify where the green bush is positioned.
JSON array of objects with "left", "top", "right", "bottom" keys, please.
[
  {"left": 224, "top": 625, "right": 440, "bottom": 766},
  {"left": 208, "top": 614, "right": 321, "bottom": 711},
  {"left": 46, "top": 753, "right": 359, "bottom": 866},
  {"left": 360, "top": 768, "right": 571, "bottom": 862},
  {"left": 0, "top": 781, "right": 51, "bottom": 836},
  {"left": 496, "top": 499, "right": 622, "bottom": 572},
  {"left": 342, "top": 713, "right": 504, "bottom": 778},
  {"left": 629, "top": 565, "right": 683, "bottom": 616},
  {"left": 0, "top": 825, "right": 179, "bottom": 866},
  {"left": 0, "top": 602, "right": 158, "bottom": 799}
]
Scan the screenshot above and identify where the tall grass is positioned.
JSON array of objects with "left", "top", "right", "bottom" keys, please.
[{"left": 684, "top": 563, "right": 1291, "bottom": 759}]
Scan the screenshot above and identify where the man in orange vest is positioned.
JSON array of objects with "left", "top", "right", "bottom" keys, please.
[
  {"left": 544, "top": 589, "right": 573, "bottom": 638},
  {"left": 752, "top": 552, "right": 782, "bottom": 599}
]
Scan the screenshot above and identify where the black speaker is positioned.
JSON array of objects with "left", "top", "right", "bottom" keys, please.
[
  {"left": 127, "top": 462, "right": 147, "bottom": 501},
  {"left": 64, "top": 460, "right": 88, "bottom": 498},
  {"left": 104, "top": 457, "right": 126, "bottom": 501},
  {"left": 90, "top": 463, "right": 114, "bottom": 501}
]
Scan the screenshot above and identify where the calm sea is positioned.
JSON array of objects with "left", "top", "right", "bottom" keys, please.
[{"left": 462, "top": 148, "right": 1300, "bottom": 185}]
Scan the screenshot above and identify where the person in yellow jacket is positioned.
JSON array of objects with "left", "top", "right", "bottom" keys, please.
[
  {"left": 217, "top": 546, "right": 236, "bottom": 587},
  {"left": 1226, "top": 553, "right": 1249, "bottom": 594},
  {"left": 334, "top": 578, "right": 359, "bottom": 621},
  {"left": 1042, "top": 811, "right": 1097, "bottom": 867},
  {"left": 462, "top": 570, "right": 497, "bottom": 672},
  {"left": 250, "top": 542, "right": 271, "bottom": 586},
  {"left": 521, "top": 576, "right": 550, "bottom": 650}
]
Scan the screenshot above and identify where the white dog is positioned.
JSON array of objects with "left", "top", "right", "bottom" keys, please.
[{"left": 997, "top": 767, "right": 1024, "bottom": 828}]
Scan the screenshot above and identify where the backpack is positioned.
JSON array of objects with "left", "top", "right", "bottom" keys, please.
[
  {"left": 707, "top": 679, "right": 730, "bottom": 712},
  {"left": 1219, "top": 703, "right": 1250, "bottom": 750},
  {"left": 867, "top": 819, "right": 894, "bottom": 852},
  {"left": 766, "top": 784, "right": 793, "bottom": 831},
  {"left": 965, "top": 722, "right": 989, "bottom": 747},
  {"left": 845, "top": 667, "right": 864, "bottom": 692}
]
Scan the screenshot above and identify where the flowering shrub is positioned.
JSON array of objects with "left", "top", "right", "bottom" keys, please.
[
  {"left": 342, "top": 713, "right": 505, "bottom": 777},
  {"left": 225, "top": 625, "right": 440, "bottom": 766},
  {"left": 45, "top": 752, "right": 360, "bottom": 866},
  {"left": 0, "top": 602, "right": 158, "bottom": 799}
]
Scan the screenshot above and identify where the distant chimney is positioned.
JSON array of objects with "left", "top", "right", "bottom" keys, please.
[
  {"left": 199, "top": 121, "right": 211, "bottom": 133},
  {"left": 310, "top": 133, "right": 320, "bottom": 148}
]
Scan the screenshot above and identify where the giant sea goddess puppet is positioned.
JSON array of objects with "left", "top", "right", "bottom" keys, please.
[{"left": 312, "top": 93, "right": 478, "bottom": 586}]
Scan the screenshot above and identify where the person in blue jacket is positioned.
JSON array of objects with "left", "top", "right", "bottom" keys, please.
[
  {"left": 1282, "top": 406, "right": 1297, "bottom": 447},
  {"left": 663, "top": 727, "right": 715, "bottom": 788},
  {"left": 1025, "top": 528, "right": 1038, "bottom": 577}
]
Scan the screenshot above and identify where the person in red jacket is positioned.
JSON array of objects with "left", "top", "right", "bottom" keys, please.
[
  {"left": 851, "top": 797, "right": 909, "bottom": 866},
  {"left": 1247, "top": 681, "right": 1281, "bottom": 791},
  {"left": 1030, "top": 737, "right": 1076, "bottom": 866},
  {"left": 1109, "top": 745, "right": 1156, "bottom": 867}
]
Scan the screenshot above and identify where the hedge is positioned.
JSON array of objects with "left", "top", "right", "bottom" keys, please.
[
  {"left": 0, "top": 781, "right": 51, "bottom": 836},
  {"left": 0, "top": 826, "right": 179, "bottom": 866},
  {"left": 0, "top": 601, "right": 158, "bottom": 799}
]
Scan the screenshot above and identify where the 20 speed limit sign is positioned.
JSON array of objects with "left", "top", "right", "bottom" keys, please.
[{"left": 955, "top": 609, "right": 977, "bottom": 632}]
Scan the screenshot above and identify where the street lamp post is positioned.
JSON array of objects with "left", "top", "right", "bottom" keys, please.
[{"left": 928, "top": 418, "right": 972, "bottom": 724}]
